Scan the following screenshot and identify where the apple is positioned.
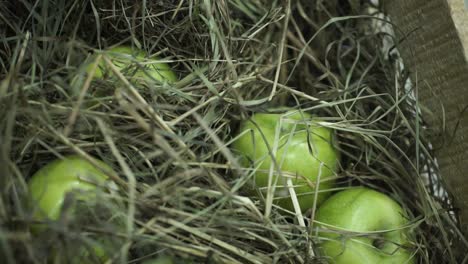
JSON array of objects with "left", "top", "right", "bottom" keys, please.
[
  {"left": 233, "top": 109, "right": 339, "bottom": 212},
  {"left": 28, "top": 155, "right": 115, "bottom": 221},
  {"left": 314, "top": 187, "right": 415, "bottom": 264},
  {"left": 88, "top": 45, "right": 177, "bottom": 82},
  {"left": 71, "top": 46, "right": 177, "bottom": 108},
  {"left": 142, "top": 256, "right": 175, "bottom": 264},
  {"left": 52, "top": 239, "right": 108, "bottom": 264},
  {"left": 28, "top": 155, "right": 118, "bottom": 263},
  {"left": 77, "top": 46, "right": 177, "bottom": 108},
  {"left": 86, "top": 45, "right": 177, "bottom": 83}
]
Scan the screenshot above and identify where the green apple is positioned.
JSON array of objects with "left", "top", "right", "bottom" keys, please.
[
  {"left": 86, "top": 45, "right": 177, "bottom": 83},
  {"left": 52, "top": 239, "right": 108, "bottom": 264},
  {"left": 315, "top": 187, "right": 415, "bottom": 264},
  {"left": 142, "top": 256, "right": 175, "bottom": 264},
  {"left": 28, "top": 155, "right": 118, "bottom": 263},
  {"left": 28, "top": 155, "right": 115, "bottom": 221},
  {"left": 72, "top": 46, "right": 177, "bottom": 108},
  {"left": 233, "top": 109, "right": 339, "bottom": 212}
]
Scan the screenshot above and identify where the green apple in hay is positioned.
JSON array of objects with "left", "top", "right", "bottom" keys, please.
[
  {"left": 233, "top": 109, "right": 339, "bottom": 212},
  {"left": 28, "top": 155, "right": 118, "bottom": 262},
  {"left": 86, "top": 45, "right": 177, "bottom": 83},
  {"left": 28, "top": 155, "right": 115, "bottom": 221},
  {"left": 315, "top": 187, "right": 415, "bottom": 264},
  {"left": 142, "top": 256, "right": 176, "bottom": 264}
]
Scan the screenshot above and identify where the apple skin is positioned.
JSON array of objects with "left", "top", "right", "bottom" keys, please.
[
  {"left": 28, "top": 155, "right": 114, "bottom": 221},
  {"left": 52, "top": 239, "right": 108, "bottom": 264},
  {"left": 142, "top": 256, "right": 175, "bottom": 264},
  {"left": 233, "top": 110, "right": 339, "bottom": 212},
  {"left": 315, "top": 187, "right": 415, "bottom": 264},
  {"left": 86, "top": 45, "right": 177, "bottom": 83},
  {"left": 28, "top": 155, "right": 117, "bottom": 263}
]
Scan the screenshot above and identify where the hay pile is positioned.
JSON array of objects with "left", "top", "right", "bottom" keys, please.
[{"left": 1, "top": 0, "right": 466, "bottom": 263}]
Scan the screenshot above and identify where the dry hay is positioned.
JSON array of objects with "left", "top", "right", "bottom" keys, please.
[{"left": 0, "top": 0, "right": 466, "bottom": 263}]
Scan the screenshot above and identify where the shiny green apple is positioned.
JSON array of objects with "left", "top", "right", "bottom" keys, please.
[
  {"left": 28, "top": 155, "right": 115, "bottom": 220},
  {"left": 28, "top": 155, "right": 118, "bottom": 263},
  {"left": 233, "top": 109, "right": 339, "bottom": 212},
  {"left": 315, "top": 187, "right": 415, "bottom": 264},
  {"left": 86, "top": 45, "right": 177, "bottom": 83}
]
